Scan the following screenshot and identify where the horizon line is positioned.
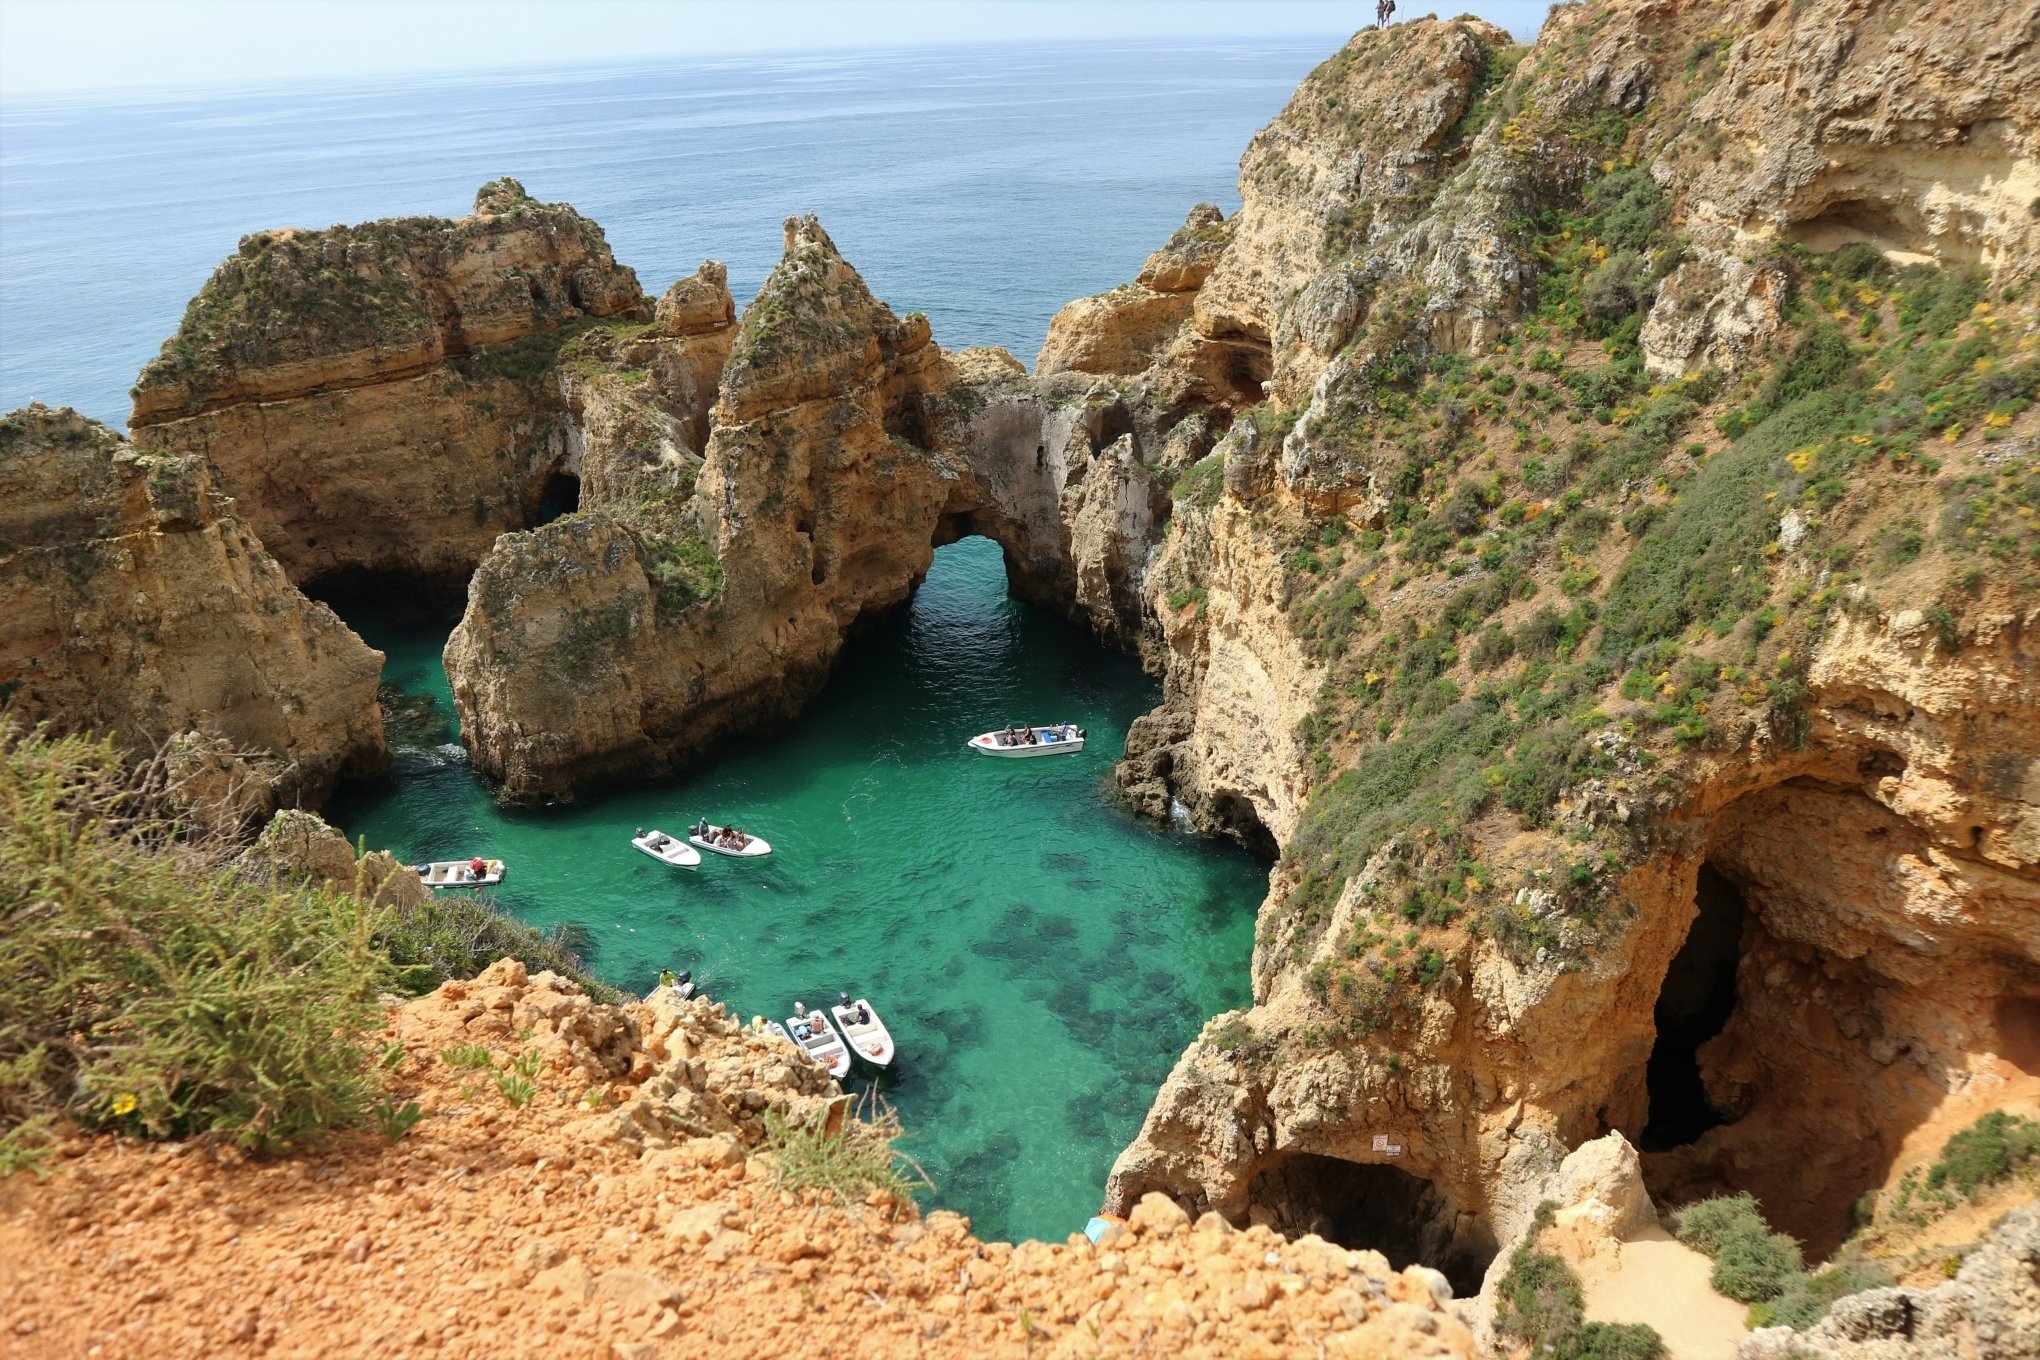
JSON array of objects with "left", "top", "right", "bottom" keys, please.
[{"left": 0, "top": 29, "right": 1367, "bottom": 110}]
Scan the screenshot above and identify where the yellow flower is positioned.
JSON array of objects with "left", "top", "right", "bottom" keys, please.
[
  {"left": 1984, "top": 411, "right": 2014, "bottom": 429},
  {"left": 112, "top": 1093, "right": 138, "bottom": 1116}
]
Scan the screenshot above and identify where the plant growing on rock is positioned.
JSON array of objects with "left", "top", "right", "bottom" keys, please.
[
  {"left": 760, "top": 1095, "right": 930, "bottom": 1213},
  {"left": 0, "top": 726, "right": 389, "bottom": 1156}
]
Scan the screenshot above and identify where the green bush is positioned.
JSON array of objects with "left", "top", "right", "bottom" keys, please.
[
  {"left": 1602, "top": 393, "right": 1847, "bottom": 660},
  {"left": 377, "top": 893, "right": 621, "bottom": 1003},
  {"left": 1710, "top": 1224, "right": 1803, "bottom": 1302},
  {"left": 1671, "top": 1192, "right": 1769, "bottom": 1255},
  {"left": 1495, "top": 1244, "right": 1584, "bottom": 1345},
  {"left": 1557, "top": 1322, "right": 1666, "bottom": 1360},
  {"left": 1747, "top": 1257, "right": 1893, "bottom": 1331},
  {"left": 0, "top": 727, "right": 389, "bottom": 1155},
  {"left": 1926, "top": 1110, "right": 2040, "bottom": 1198},
  {"left": 1672, "top": 1193, "right": 1804, "bottom": 1303},
  {"left": 1174, "top": 453, "right": 1226, "bottom": 510}
]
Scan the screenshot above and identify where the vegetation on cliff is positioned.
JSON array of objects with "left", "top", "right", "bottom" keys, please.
[
  {"left": 0, "top": 725, "right": 611, "bottom": 1171},
  {"left": 1246, "top": 31, "right": 2040, "bottom": 1035}
]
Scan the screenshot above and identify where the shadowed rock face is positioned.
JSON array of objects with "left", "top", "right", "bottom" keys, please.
[
  {"left": 0, "top": 403, "right": 385, "bottom": 816},
  {"left": 128, "top": 178, "right": 648, "bottom": 591}
]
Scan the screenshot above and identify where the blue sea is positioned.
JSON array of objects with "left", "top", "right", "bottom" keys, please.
[
  {"left": 0, "top": 39, "right": 1338, "bottom": 1241},
  {"left": 1, "top": 39, "right": 1339, "bottom": 425}
]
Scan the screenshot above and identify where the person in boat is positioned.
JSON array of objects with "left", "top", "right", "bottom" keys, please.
[
  {"left": 659, "top": 968, "right": 676, "bottom": 989},
  {"left": 855, "top": 1001, "right": 872, "bottom": 1025},
  {"left": 1024, "top": 726, "right": 1037, "bottom": 744},
  {"left": 468, "top": 855, "right": 486, "bottom": 880}
]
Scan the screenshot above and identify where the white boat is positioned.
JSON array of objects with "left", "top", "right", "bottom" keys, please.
[
  {"left": 632, "top": 827, "right": 701, "bottom": 869},
  {"left": 688, "top": 820, "right": 773, "bottom": 859},
  {"left": 967, "top": 723, "right": 1086, "bottom": 758},
  {"left": 415, "top": 858, "right": 504, "bottom": 888},
  {"left": 830, "top": 994, "right": 896, "bottom": 1070},
  {"left": 751, "top": 1016, "right": 796, "bottom": 1048},
  {"left": 786, "top": 1005, "right": 851, "bottom": 1078}
]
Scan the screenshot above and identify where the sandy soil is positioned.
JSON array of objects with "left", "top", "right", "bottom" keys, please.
[
  {"left": 0, "top": 962, "right": 1472, "bottom": 1360},
  {"left": 1574, "top": 1225, "right": 1749, "bottom": 1360}
]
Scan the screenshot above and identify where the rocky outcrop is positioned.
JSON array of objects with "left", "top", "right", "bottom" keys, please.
[
  {"left": 445, "top": 218, "right": 957, "bottom": 799},
  {"left": 0, "top": 404, "right": 384, "bottom": 814},
  {"left": 0, "top": 956, "right": 1480, "bottom": 1360},
  {"left": 445, "top": 220, "right": 1176, "bottom": 799},
  {"left": 1644, "top": 0, "right": 2040, "bottom": 378},
  {"left": 1076, "top": 0, "right": 2040, "bottom": 1304},
  {"left": 129, "top": 178, "right": 647, "bottom": 588},
  {"left": 1739, "top": 1206, "right": 2040, "bottom": 1360},
  {"left": 234, "top": 807, "right": 427, "bottom": 908}
]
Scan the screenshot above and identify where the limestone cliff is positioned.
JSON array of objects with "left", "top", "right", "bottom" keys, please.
[
  {"left": 1059, "top": 0, "right": 2040, "bottom": 1319},
  {"left": 0, "top": 404, "right": 385, "bottom": 815},
  {"left": 129, "top": 178, "right": 647, "bottom": 589},
  {"left": 444, "top": 219, "right": 1180, "bottom": 800}
]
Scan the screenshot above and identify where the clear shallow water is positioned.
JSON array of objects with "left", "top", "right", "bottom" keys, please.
[
  {"left": 0, "top": 39, "right": 1336, "bottom": 426},
  {"left": 326, "top": 538, "right": 1266, "bottom": 1242}
]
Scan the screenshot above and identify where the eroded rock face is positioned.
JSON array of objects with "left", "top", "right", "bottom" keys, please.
[
  {"left": 445, "top": 220, "right": 1177, "bottom": 799},
  {"left": 1087, "top": 0, "right": 2040, "bottom": 1293},
  {"left": 447, "top": 220, "right": 958, "bottom": 799},
  {"left": 0, "top": 404, "right": 385, "bottom": 814},
  {"left": 129, "top": 178, "right": 647, "bottom": 589},
  {"left": 1643, "top": 0, "right": 2040, "bottom": 377}
]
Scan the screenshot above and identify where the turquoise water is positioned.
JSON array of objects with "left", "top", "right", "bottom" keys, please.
[{"left": 327, "top": 537, "right": 1265, "bottom": 1242}]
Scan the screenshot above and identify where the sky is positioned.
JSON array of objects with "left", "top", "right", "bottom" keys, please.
[{"left": 0, "top": 0, "right": 1554, "bottom": 98}]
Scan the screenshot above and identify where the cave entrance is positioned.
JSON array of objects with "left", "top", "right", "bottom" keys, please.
[
  {"left": 1210, "top": 790, "right": 1278, "bottom": 859},
  {"left": 1641, "top": 862, "right": 1747, "bottom": 1151},
  {"left": 1245, "top": 1152, "right": 1492, "bottom": 1297},
  {"left": 537, "top": 471, "right": 580, "bottom": 525}
]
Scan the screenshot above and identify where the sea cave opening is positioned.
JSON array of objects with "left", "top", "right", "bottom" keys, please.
[
  {"left": 1640, "top": 862, "right": 1746, "bottom": 1152},
  {"left": 1245, "top": 1152, "right": 1493, "bottom": 1297},
  {"left": 1632, "top": 779, "right": 1986, "bottom": 1258},
  {"left": 537, "top": 471, "right": 581, "bottom": 525}
]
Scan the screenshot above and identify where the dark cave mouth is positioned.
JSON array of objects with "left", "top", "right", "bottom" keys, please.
[
  {"left": 1640, "top": 861, "right": 1747, "bottom": 1152},
  {"left": 537, "top": 471, "right": 581, "bottom": 525},
  {"left": 1245, "top": 1152, "right": 1493, "bottom": 1297}
]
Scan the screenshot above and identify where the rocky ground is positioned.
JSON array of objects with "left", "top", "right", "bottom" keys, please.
[{"left": 0, "top": 962, "right": 1472, "bottom": 1360}]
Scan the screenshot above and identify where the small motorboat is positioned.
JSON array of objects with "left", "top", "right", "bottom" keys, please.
[
  {"left": 967, "top": 723, "right": 1086, "bottom": 758},
  {"left": 830, "top": 992, "right": 896, "bottom": 1070},
  {"left": 633, "top": 827, "right": 701, "bottom": 868},
  {"left": 688, "top": 819, "right": 773, "bottom": 859},
  {"left": 415, "top": 858, "right": 504, "bottom": 888},
  {"left": 786, "top": 1003, "right": 851, "bottom": 1079}
]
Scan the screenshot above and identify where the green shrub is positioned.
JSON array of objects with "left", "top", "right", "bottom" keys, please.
[
  {"left": 1495, "top": 1245, "right": 1584, "bottom": 1346},
  {"left": 1926, "top": 1110, "right": 2040, "bottom": 1198},
  {"left": 1672, "top": 1193, "right": 1803, "bottom": 1302},
  {"left": 0, "top": 727, "right": 388, "bottom": 1155},
  {"left": 1711, "top": 1224, "right": 1803, "bottom": 1302},
  {"left": 1174, "top": 453, "right": 1226, "bottom": 510},
  {"left": 1747, "top": 1256, "right": 1893, "bottom": 1330},
  {"left": 1602, "top": 394, "right": 1847, "bottom": 661},
  {"left": 1671, "top": 1193, "right": 1769, "bottom": 1256},
  {"left": 378, "top": 893, "right": 620, "bottom": 1002},
  {"left": 1557, "top": 1322, "right": 1666, "bottom": 1360}
]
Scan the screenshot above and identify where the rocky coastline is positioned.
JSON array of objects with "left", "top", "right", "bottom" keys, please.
[{"left": 4, "top": 0, "right": 2039, "bottom": 1352}]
